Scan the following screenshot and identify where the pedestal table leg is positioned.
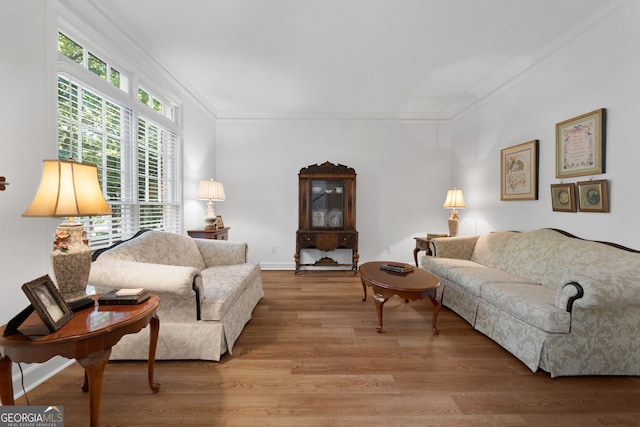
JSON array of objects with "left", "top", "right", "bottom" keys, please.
[
  {"left": 148, "top": 315, "right": 160, "bottom": 393},
  {"left": 0, "top": 356, "right": 15, "bottom": 405},
  {"left": 360, "top": 278, "right": 368, "bottom": 301},
  {"left": 429, "top": 291, "right": 441, "bottom": 335},
  {"left": 372, "top": 292, "right": 388, "bottom": 333},
  {"left": 77, "top": 348, "right": 111, "bottom": 427}
]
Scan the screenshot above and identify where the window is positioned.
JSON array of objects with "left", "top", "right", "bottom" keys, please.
[
  {"left": 138, "top": 86, "right": 172, "bottom": 119},
  {"left": 58, "top": 32, "right": 127, "bottom": 93},
  {"left": 57, "top": 39, "right": 182, "bottom": 249}
]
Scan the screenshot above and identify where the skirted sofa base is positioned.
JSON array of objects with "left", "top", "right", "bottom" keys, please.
[
  {"left": 421, "top": 228, "right": 640, "bottom": 377},
  {"left": 89, "top": 230, "right": 264, "bottom": 361}
]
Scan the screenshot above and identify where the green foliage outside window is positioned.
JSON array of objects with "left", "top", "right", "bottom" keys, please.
[
  {"left": 58, "top": 33, "right": 83, "bottom": 64},
  {"left": 88, "top": 53, "right": 107, "bottom": 79}
]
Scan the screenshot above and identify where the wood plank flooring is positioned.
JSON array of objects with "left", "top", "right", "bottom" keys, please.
[{"left": 16, "top": 270, "right": 640, "bottom": 426}]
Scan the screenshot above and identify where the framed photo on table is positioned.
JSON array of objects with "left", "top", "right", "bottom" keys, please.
[
  {"left": 577, "top": 179, "right": 609, "bottom": 212},
  {"left": 22, "top": 275, "right": 74, "bottom": 332},
  {"left": 556, "top": 109, "right": 606, "bottom": 178},
  {"left": 550, "top": 183, "right": 577, "bottom": 212},
  {"left": 500, "top": 140, "right": 539, "bottom": 201}
]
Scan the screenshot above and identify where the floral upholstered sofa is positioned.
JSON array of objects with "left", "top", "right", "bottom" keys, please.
[
  {"left": 88, "top": 230, "right": 263, "bottom": 361},
  {"left": 421, "top": 228, "right": 640, "bottom": 377}
]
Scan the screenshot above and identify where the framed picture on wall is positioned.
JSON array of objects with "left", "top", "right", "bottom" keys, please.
[
  {"left": 577, "top": 179, "right": 609, "bottom": 212},
  {"left": 500, "top": 140, "right": 539, "bottom": 201},
  {"left": 555, "top": 108, "right": 606, "bottom": 178},
  {"left": 550, "top": 183, "right": 577, "bottom": 212}
]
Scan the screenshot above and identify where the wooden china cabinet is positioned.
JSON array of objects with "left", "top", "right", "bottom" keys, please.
[{"left": 295, "top": 161, "right": 358, "bottom": 274}]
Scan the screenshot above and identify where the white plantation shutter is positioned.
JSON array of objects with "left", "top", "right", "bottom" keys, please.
[{"left": 57, "top": 74, "right": 182, "bottom": 249}]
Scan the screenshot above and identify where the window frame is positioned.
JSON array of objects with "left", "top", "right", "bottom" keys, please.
[{"left": 56, "top": 39, "right": 183, "bottom": 249}]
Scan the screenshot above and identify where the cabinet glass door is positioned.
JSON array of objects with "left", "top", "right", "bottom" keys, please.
[{"left": 310, "top": 179, "right": 344, "bottom": 228}]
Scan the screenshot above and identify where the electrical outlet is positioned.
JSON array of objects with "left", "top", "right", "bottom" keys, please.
[
  {"left": 272, "top": 246, "right": 277, "bottom": 253},
  {"left": 386, "top": 246, "right": 392, "bottom": 253}
]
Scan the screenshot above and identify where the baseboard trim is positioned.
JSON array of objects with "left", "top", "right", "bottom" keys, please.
[{"left": 10, "top": 357, "right": 74, "bottom": 401}]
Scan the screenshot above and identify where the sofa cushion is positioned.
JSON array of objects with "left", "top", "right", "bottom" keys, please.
[
  {"left": 470, "top": 231, "right": 519, "bottom": 268},
  {"left": 447, "top": 267, "right": 539, "bottom": 297},
  {"left": 99, "top": 230, "right": 206, "bottom": 271},
  {"left": 421, "top": 257, "right": 484, "bottom": 281},
  {"left": 481, "top": 283, "right": 571, "bottom": 333},
  {"left": 200, "top": 263, "right": 262, "bottom": 321}
]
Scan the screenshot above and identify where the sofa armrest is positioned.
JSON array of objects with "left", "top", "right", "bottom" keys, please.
[
  {"left": 556, "top": 272, "right": 640, "bottom": 309},
  {"left": 430, "top": 235, "right": 479, "bottom": 259},
  {"left": 89, "top": 258, "right": 203, "bottom": 298},
  {"left": 194, "top": 239, "right": 248, "bottom": 266},
  {"left": 555, "top": 282, "right": 584, "bottom": 311}
]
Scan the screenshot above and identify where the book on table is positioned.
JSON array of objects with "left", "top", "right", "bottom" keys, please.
[
  {"left": 379, "top": 263, "right": 414, "bottom": 274},
  {"left": 98, "top": 288, "right": 150, "bottom": 305}
]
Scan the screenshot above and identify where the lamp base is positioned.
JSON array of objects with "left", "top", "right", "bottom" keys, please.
[
  {"left": 51, "top": 223, "right": 92, "bottom": 310},
  {"left": 447, "top": 210, "right": 460, "bottom": 237}
]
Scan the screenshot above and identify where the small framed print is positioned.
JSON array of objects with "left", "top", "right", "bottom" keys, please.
[
  {"left": 500, "top": 140, "right": 539, "bottom": 201},
  {"left": 312, "top": 209, "right": 326, "bottom": 227},
  {"left": 21, "top": 275, "right": 74, "bottom": 332},
  {"left": 216, "top": 215, "right": 225, "bottom": 229},
  {"left": 550, "top": 183, "right": 577, "bottom": 212},
  {"left": 327, "top": 209, "right": 343, "bottom": 227},
  {"left": 577, "top": 179, "right": 609, "bottom": 212}
]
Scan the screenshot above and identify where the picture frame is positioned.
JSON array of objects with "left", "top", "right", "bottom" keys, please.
[
  {"left": 550, "top": 183, "right": 577, "bottom": 212},
  {"left": 312, "top": 209, "right": 326, "bottom": 227},
  {"left": 555, "top": 108, "right": 606, "bottom": 178},
  {"left": 21, "top": 275, "right": 74, "bottom": 332},
  {"left": 577, "top": 179, "right": 609, "bottom": 212},
  {"left": 500, "top": 140, "right": 539, "bottom": 201},
  {"left": 215, "top": 215, "right": 224, "bottom": 229}
]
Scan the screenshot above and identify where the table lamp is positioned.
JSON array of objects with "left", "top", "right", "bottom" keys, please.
[
  {"left": 197, "top": 179, "right": 225, "bottom": 229},
  {"left": 442, "top": 188, "right": 466, "bottom": 237},
  {"left": 23, "top": 159, "right": 112, "bottom": 311}
]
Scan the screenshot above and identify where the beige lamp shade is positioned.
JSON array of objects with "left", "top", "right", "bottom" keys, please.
[
  {"left": 197, "top": 179, "right": 225, "bottom": 201},
  {"left": 442, "top": 189, "right": 467, "bottom": 210},
  {"left": 22, "top": 159, "right": 112, "bottom": 217}
]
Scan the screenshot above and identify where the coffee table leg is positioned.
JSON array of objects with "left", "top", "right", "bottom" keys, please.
[
  {"left": 372, "top": 293, "right": 387, "bottom": 333},
  {"left": 360, "top": 278, "right": 368, "bottom": 301},
  {"left": 148, "top": 315, "right": 160, "bottom": 393},
  {"left": 429, "top": 293, "right": 441, "bottom": 335}
]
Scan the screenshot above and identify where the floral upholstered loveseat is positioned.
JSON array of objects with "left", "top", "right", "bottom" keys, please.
[
  {"left": 88, "top": 230, "right": 263, "bottom": 361},
  {"left": 421, "top": 228, "right": 640, "bottom": 377}
]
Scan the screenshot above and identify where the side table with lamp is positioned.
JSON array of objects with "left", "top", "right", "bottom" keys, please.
[{"left": 413, "top": 189, "right": 466, "bottom": 267}]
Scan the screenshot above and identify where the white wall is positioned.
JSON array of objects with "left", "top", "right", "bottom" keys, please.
[
  {"left": 215, "top": 118, "right": 452, "bottom": 268},
  {"left": 451, "top": 1, "right": 640, "bottom": 249}
]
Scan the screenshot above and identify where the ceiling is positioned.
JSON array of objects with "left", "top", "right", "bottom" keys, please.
[{"left": 80, "top": 0, "right": 618, "bottom": 119}]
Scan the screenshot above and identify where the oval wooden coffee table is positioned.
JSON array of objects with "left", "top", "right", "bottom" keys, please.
[{"left": 359, "top": 261, "right": 441, "bottom": 334}]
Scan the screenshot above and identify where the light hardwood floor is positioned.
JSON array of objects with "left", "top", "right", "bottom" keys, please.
[{"left": 17, "top": 270, "right": 640, "bottom": 426}]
